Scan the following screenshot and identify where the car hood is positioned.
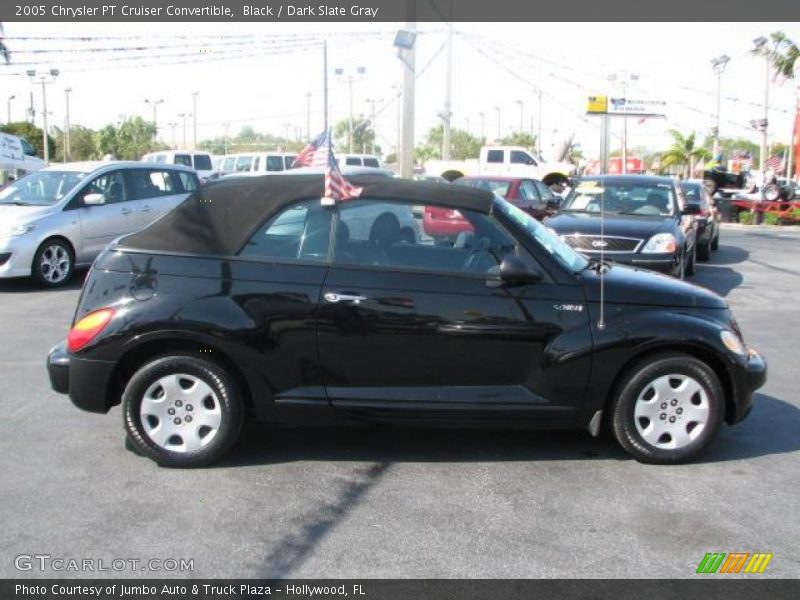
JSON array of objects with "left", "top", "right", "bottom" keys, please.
[
  {"left": 546, "top": 212, "right": 673, "bottom": 239},
  {"left": 580, "top": 263, "right": 726, "bottom": 309},
  {"left": 0, "top": 203, "right": 57, "bottom": 226}
]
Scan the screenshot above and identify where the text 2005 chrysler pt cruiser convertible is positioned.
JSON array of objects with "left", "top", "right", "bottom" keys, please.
[{"left": 47, "top": 174, "right": 766, "bottom": 467}]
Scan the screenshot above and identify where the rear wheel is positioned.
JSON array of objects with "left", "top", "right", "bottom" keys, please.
[
  {"left": 609, "top": 353, "right": 725, "bottom": 464},
  {"left": 32, "top": 238, "right": 74, "bottom": 287},
  {"left": 123, "top": 355, "right": 244, "bottom": 467},
  {"left": 711, "top": 233, "right": 719, "bottom": 251}
]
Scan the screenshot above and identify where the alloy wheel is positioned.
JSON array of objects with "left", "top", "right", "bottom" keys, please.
[
  {"left": 633, "top": 373, "right": 709, "bottom": 450},
  {"left": 39, "top": 244, "right": 71, "bottom": 284}
]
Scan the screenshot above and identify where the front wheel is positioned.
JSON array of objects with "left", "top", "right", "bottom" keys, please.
[
  {"left": 32, "top": 238, "right": 74, "bottom": 287},
  {"left": 123, "top": 355, "right": 244, "bottom": 467},
  {"left": 609, "top": 353, "right": 725, "bottom": 464}
]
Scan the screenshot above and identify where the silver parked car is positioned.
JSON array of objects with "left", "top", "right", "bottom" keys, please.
[{"left": 0, "top": 161, "right": 200, "bottom": 287}]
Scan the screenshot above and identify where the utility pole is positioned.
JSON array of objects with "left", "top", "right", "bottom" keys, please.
[
  {"left": 144, "top": 97, "right": 164, "bottom": 142},
  {"left": 495, "top": 105, "right": 501, "bottom": 140},
  {"left": 335, "top": 66, "right": 366, "bottom": 153},
  {"left": 28, "top": 92, "right": 35, "bottom": 124},
  {"left": 192, "top": 91, "right": 199, "bottom": 150},
  {"left": 516, "top": 100, "right": 523, "bottom": 133},
  {"left": 441, "top": 22, "right": 453, "bottom": 160},
  {"left": 27, "top": 69, "right": 59, "bottom": 164},
  {"left": 608, "top": 72, "right": 639, "bottom": 174},
  {"left": 168, "top": 122, "right": 177, "bottom": 149},
  {"left": 223, "top": 122, "right": 230, "bottom": 154},
  {"left": 398, "top": 19, "right": 416, "bottom": 178},
  {"left": 178, "top": 113, "right": 191, "bottom": 149},
  {"left": 365, "top": 97, "right": 378, "bottom": 155},
  {"left": 479, "top": 111, "right": 485, "bottom": 140},
  {"left": 323, "top": 41, "right": 329, "bottom": 131},
  {"left": 305, "top": 92, "right": 312, "bottom": 139},
  {"left": 6, "top": 95, "right": 14, "bottom": 123},
  {"left": 63, "top": 87, "right": 71, "bottom": 162},
  {"left": 711, "top": 55, "right": 731, "bottom": 158},
  {"left": 536, "top": 89, "right": 543, "bottom": 155}
]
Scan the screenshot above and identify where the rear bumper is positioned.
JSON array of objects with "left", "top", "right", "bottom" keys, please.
[
  {"left": 47, "top": 340, "right": 116, "bottom": 413},
  {"left": 727, "top": 348, "right": 767, "bottom": 424}
]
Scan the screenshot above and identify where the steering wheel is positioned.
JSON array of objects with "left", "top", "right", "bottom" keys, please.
[{"left": 461, "top": 237, "right": 491, "bottom": 273}]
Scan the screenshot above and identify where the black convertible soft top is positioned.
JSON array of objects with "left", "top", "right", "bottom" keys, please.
[{"left": 119, "top": 173, "right": 494, "bottom": 257}]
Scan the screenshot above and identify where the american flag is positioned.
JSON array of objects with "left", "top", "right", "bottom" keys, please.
[
  {"left": 292, "top": 130, "right": 331, "bottom": 168},
  {"left": 293, "top": 129, "right": 362, "bottom": 202},
  {"left": 765, "top": 154, "right": 785, "bottom": 174}
]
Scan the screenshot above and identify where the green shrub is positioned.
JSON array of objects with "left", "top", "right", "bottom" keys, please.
[
  {"left": 788, "top": 207, "right": 800, "bottom": 221},
  {"left": 763, "top": 212, "right": 780, "bottom": 225},
  {"left": 738, "top": 211, "right": 755, "bottom": 225}
]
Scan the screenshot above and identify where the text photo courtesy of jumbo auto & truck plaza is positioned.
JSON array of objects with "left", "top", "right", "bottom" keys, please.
[{"left": 0, "top": 1, "right": 799, "bottom": 600}]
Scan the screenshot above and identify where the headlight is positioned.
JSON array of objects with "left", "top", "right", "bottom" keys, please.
[
  {"left": 641, "top": 233, "right": 677, "bottom": 253},
  {"left": 0, "top": 223, "right": 36, "bottom": 239},
  {"left": 720, "top": 330, "right": 746, "bottom": 355}
]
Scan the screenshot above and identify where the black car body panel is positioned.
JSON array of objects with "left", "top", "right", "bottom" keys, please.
[{"left": 47, "top": 174, "right": 765, "bottom": 438}]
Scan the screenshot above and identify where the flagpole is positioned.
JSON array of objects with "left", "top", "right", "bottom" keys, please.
[{"left": 323, "top": 40, "right": 329, "bottom": 132}]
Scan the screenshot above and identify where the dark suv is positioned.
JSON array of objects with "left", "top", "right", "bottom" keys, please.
[
  {"left": 547, "top": 175, "right": 698, "bottom": 278},
  {"left": 47, "top": 174, "right": 765, "bottom": 467}
]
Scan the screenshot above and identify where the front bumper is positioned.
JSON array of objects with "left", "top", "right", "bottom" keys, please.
[
  {"left": 580, "top": 251, "right": 677, "bottom": 274},
  {"left": 0, "top": 237, "right": 35, "bottom": 278},
  {"left": 47, "top": 340, "right": 116, "bottom": 413},
  {"left": 727, "top": 347, "right": 767, "bottom": 424}
]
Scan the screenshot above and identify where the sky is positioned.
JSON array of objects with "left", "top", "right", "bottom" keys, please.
[{"left": 2, "top": 21, "right": 799, "bottom": 160}]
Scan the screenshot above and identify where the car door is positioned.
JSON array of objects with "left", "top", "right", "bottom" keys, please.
[
  {"left": 125, "top": 168, "right": 187, "bottom": 229},
  {"left": 317, "top": 197, "right": 591, "bottom": 422},
  {"left": 75, "top": 169, "right": 138, "bottom": 260}
]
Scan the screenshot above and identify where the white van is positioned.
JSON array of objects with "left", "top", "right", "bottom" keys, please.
[
  {"left": 1, "top": 133, "right": 47, "bottom": 183},
  {"left": 141, "top": 150, "right": 215, "bottom": 183},
  {"left": 218, "top": 152, "right": 298, "bottom": 177},
  {"left": 337, "top": 153, "right": 382, "bottom": 169}
]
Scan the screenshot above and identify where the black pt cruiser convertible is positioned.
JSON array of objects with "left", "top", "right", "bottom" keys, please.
[{"left": 47, "top": 174, "right": 766, "bottom": 467}]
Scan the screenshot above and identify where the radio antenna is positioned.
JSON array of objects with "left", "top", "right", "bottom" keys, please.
[{"left": 598, "top": 172, "right": 606, "bottom": 331}]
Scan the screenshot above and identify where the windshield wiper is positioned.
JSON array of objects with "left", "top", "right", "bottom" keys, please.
[{"left": 0, "top": 201, "right": 33, "bottom": 206}]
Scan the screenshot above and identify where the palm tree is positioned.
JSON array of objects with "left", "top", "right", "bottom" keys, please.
[
  {"left": 660, "top": 130, "right": 711, "bottom": 179},
  {"left": 0, "top": 23, "right": 9, "bottom": 64},
  {"left": 754, "top": 31, "right": 798, "bottom": 79}
]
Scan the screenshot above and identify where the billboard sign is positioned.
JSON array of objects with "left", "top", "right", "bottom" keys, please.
[{"left": 607, "top": 97, "right": 666, "bottom": 117}]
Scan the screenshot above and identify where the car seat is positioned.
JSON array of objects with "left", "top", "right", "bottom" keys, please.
[{"left": 368, "top": 212, "right": 402, "bottom": 264}]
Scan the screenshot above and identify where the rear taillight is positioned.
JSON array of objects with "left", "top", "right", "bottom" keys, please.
[{"left": 67, "top": 308, "right": 115, "bottom": 352}]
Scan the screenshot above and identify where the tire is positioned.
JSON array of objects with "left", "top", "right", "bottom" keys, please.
[
  {"left": 763, "top": 184, "right": 780, "bottom": 202},
  {"left": 672, "top": 251, "right": 685, "bottom": 279},
  {"left": 122, "top": 355, "right": 244, "bottom": 467},
  {"left": 685, "top": 244, "right": 696, "bottom": 276},
  {"left": 711, "top": 233, "right": 719, "bottom": 251},
  {"left": 697, "top": 238, "right": 711, "bottom": 261},
  {"left": 609, "top": 353, "right": 725, "bottom": 464},
  {"left": 32, "top": 238, "right": 74, "bottom": 288}
]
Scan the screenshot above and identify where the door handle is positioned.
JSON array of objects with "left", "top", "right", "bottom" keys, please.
[
  {"left": 141, "top": 205, "right": 153, "bottom": 213},
  {"left": 121, "top": 207, "right": 132, "bottom": 215},
  {"left": 324, "top": 292, "right": 367, "bottom": 304}
]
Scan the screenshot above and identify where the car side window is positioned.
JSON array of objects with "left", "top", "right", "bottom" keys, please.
[
  {"left": 239, "top": 199, "right": 332, "bottom": 262},
  {"left": 334, "top": 198, "right": 536, "bottom": 276},
  {"left": 80, "top": 170, "right": 128, "bottom": 204},
  {"left": 284, "top": 156, "right": 297, "bottom": 169},
  {"left": 127, "top": 169, "right": 177, "bottom": 199},
  {"left": 266, "top": 156, "right": 284, "bottom": 171},
  {"left": 510, "top": 150, "right": 535, "bottom": 165},
  {"left": 363, "top": 157, "right": 380, "bottom": 168},
  {"left": 223, "top": 157, "right": 236, "bottom": 172},
  {"left": 174, "top": 154, "right": 192, "bottom": 167},
  {"left": 345, "top": 157, "right": 361, "bottom": 166},
  {"left": 518, "top": 180, "right": 540, "bottom": 206},
  {"left": 235, "top": 156, "right": 253, "bottom": 172},
  {"left": 531, "top": 180, "right": 553, "bottom": 207},
  {"left": 486, "top": 150, "right": 504, "bottom": 163},
  {"left": 177, "top": 171, "right": 199, "bottom": 192}
]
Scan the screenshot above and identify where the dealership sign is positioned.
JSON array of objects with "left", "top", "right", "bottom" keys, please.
[{"left": 586, "top": 96, "right": 666, "bottom": 117}]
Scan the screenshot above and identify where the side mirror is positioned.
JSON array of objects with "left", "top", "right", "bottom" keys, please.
[
  {"left": 682, "top": 204, "right": 702, "bottom": 216},
  {"left": 487, "top": 255, "right": 542, "bottom": 287},
  {"left": 83, "top": 192, "right": 106, "bottom": 206}
]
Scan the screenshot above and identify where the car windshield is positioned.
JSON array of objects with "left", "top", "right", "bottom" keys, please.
[
  {"left": 0, "top": 170, "right": 86, "bottom": 206},
  {"left": 494, "top": 196, "right": 588, "bottom": 273},
  {"left": 679, "top": 183, "right": 704, "bottom": 205},
  {"left": 562, "top": 179, "right": 676, "bottom": 217}
]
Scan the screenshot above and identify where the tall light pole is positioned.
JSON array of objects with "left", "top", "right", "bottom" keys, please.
[
  {"left": 395, "top": 24, "right": 417, "bottom": 178},
  {"left": 515, "top": 100, "right": 524, "bottom": 134},
  {"left": 27, "top": 69, "right": 59, "bottom": 164},
  {"left": 495, "top": 105, "right": 501, "bottom": 140},
  {"left": 223, "top": 122, "right": 230, "bottom": 155},
  {"left": 305, "top": 92, "right": 312, "bottom": 139},
  {"left": 144, "top": 97, "right": 164, "bottom": 142},
  {"left": 608, "top": 71, "right": 639, "bottom": 174},
  {"left": 479, "top": 111, "right": 485, "bottom": 140},
  {"left": 335, "top": 66, "right": 366, "bottom": 153},
  {"left": 711, "top": 55, "right": 731, "bottom": 159},
  {"left": 536, "top": 88, "right": 543, "bottom": 155},
  {"left": 177, "top": 113, "right": 191, "bottom": 149},
  {"left": 167, "top": 122, "right": 177, "bottom": 149},
  {"left": 7, "top": 95, "right": 14, "bottom": 123},
  {"left": 441, "top": 22, "right": 454, "bottom": 160},
  {"left": 191, "top": 92, "right": 199, "bottom": 150},
  {"left": 63, "top": 87, "right": 72, "bottom": 162},
  {"left": 753, "top": 36, "right": 770, "bottom": 173},
  {"left": 365, "top": 97, "right": 379, "bottom": 155}
]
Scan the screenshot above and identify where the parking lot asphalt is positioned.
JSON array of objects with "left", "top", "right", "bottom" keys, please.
[{"left": 0, "top": 226, "right": 798, "bottom": 579}]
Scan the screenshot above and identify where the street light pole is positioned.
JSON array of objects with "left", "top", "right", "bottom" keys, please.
[
  {"left": 6, "top": 95, "right": 14, "bottom": 123},
  {"left": 144, "top": 97, "right": 164, "bottom": 142},
  {"left": 479, "top": 111, "right": 485, "bottom": 140},
  {"left": 516, "top": 100, "right": 523, "bottom": 133},
  {"left": 536, "top": 89, "right": 543, "bottom": 155},
  {"left": 27, "top": 69, "right": 59, "bottom": 164},
  {"left": 305, "top": 92, "right": 312, "bottom": 139},
  {"left": 365, "top": 97, "right": 378, "bottom": 155},
  {"left": 192, "top": 92, "right": 199, "bottom": 150},
  {"left": 495, "top": 105, "right": 501, "bottom": 140},
  {"left": 753, "top": 37, "right": 770, "bottom": 173},
  {"left": 711, "top": 55, "right": 731, "bottom": 158},
  {"left": 608, "top": 71, "right": 639, "bottom": 174},
  {"left": 178, "top": 113, "right": 191, "bottom": 149},
  {"left": 168, "top": 122, "right": 177, "bottom": 150},
  {"left": 223, "top": 123, "right": 230, "bottom": 155},
  {"left": 64, "top": 87, "right": 71, "bottom": 162},
  {"left": 335, "top": 66, "right": 366, "bottom": 154}
]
